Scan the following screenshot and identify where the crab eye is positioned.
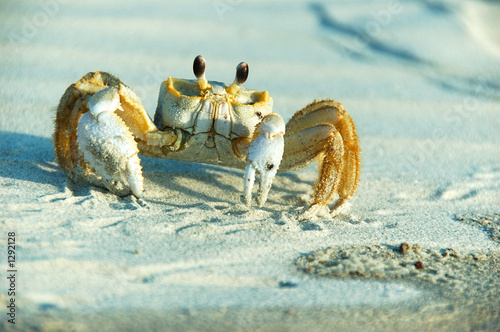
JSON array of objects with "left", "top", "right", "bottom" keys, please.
[
  {"left": 193, "top": 55, "right": 206, "bottom": 79},
  {"left": 236, "top": 62, "right": 249, "bottom": 85}
]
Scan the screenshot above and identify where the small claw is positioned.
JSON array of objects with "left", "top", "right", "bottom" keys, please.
[
  {"left": 244, "top": 113, "right": 285, "bottom": 208},
  {"left": 77, "top": 87, "right": 144, "bottom": 198},
  {"left": 244, "top": 163, "right": 256, "bottom": 207},
  {"left": 126, "top": 154, "right": 144, "bottom": 198}
]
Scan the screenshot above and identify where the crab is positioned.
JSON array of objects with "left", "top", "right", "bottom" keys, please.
[{"left": 54, "top": 55, "right": 360, "bottom": 218}]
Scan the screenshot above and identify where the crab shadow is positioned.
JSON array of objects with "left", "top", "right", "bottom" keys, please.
[
  {"left": 142, "top": 157, "right": 311, "bottom": 207},
  {"left": 0, "top": 132, "right": 313, "bottom": 208},
  {"left": 0, "top": 132, "right": 67, "bottom": 192},
  {"left": 142, "top": 157, "right": 243, "bottom": 205},
  {"left": 0, "top": 132, "right": 242, "bottom": 202}
]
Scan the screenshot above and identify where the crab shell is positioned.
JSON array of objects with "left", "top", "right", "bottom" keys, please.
[{"left": 153, "top": 77, "right": 274, "bottom": 167}]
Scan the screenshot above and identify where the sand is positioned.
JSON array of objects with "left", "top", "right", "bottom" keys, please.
[{"left": 1, "top": 0, "right": 499, "bottom": 331}]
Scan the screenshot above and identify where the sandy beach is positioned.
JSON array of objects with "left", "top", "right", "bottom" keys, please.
[{"left": 1, "top": 0, "right": 500, "bottom": 330}]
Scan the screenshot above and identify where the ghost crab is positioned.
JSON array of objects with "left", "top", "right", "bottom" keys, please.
[{"left": 54, "top": 56, "right": 360, "bottom": 218}]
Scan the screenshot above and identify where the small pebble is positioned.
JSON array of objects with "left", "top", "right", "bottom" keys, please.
[{"left": 415, "top": 261, "right": 424, "bottom": 269}]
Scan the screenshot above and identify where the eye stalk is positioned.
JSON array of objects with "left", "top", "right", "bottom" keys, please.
[
  {"left": 193, "top": 55, "right": 209, "bottom": 90},
  {"left": 227, "top": 61, "right": 249, "bottom": 95},
  {"left": 193, "top": 55, "right": 205, "bottom": 79},
  {"left": 236, "top": 62, "right": 248, "bottom": 84}
]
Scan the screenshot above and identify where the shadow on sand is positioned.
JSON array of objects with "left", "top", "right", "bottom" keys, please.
[{"left": 0, "top": 132, "right": 311, "bottom": 207}]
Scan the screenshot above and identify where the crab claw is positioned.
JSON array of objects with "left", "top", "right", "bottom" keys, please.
[
  {"left": 244, "top": 113, "right": 285, "bottom": 208},
  {"left": 77, "top": 86, "right": 144, "bottom": 198}
]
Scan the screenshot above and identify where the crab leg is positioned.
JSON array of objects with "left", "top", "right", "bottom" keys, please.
[
  {"left": 280, "top": 100, "right": 360, "bottom": 218},
  {"left": 244, "top": 113, "right": 285, "bottom": 207},
  {"left": 281, "top": 125, "right": 344, "bottom": 217}
]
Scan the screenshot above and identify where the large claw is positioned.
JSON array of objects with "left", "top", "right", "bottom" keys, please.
[
  {"left": 244, "top": 113, "right": 285, "bottom": 208},
  {"left": 77, "top": 87, "right": 144, "bottom": 198}
]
